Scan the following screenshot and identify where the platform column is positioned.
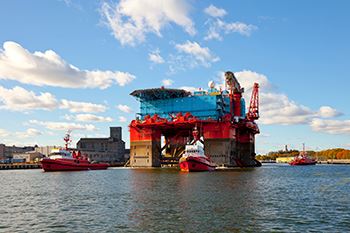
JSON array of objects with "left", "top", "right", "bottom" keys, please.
[
  {"left": 130, "top": 126, "right": 161, "bottom": 167},
  {"left": 236, "top": 129, "right": 259, "bottom": 167},
  {"left": 203, "top": 122, "right": 236, "bottom": 167}
]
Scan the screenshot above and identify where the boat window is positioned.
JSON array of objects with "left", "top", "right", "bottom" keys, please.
[{"left": 51, "top": 152, "right": 63, "bottom": 155}]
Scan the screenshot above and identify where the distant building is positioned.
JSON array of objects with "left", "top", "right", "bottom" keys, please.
[
  {"left": 124, "top": 148, "right": 130, "bottom": 161},
  {"left": 13, "top": 151, "right": 44, "bottom": 163},
  {"left": 276, "top": 157, "right": 294, "bottom": 163},
  {"left": 0, "top": 144, "right": 35, "bottom": 160},
  {"left": 35, "top": 146, "right": 59, "bottom": 156},
  {"left": 76, "top": 127, "right": 125, "bottom": 163}
]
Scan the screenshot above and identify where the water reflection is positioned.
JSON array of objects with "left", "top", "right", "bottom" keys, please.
[{"left": 0, "top": 165, "right": 349, "bottom": 232}]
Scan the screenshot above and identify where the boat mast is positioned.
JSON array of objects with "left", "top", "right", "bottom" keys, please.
[{"left": 63, "top": 130, "right": 72, "bottom": 150}]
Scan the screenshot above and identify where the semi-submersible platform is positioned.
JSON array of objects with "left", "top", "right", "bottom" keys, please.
[{"left": 129, "top": 71, "right": 260, "bottom": 168}]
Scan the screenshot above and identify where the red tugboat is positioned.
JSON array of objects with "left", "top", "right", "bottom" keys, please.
[
  {"left": 289, "top": 144, "right": 317, "bottom": 166},
  {"left": 179, "top": 128, "right": 216, "bottom": 172},
  {"left": 40, "top": 131, "right": 109, "bottom": 172}
]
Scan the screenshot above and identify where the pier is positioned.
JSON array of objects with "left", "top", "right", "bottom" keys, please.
[{"left": 0, "top": 163, "right": 41, "bottom": 170}]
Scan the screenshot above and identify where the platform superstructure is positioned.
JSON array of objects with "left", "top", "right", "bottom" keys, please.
[{"left": 129, "top": 71, "right": 260, "bottom": 167}]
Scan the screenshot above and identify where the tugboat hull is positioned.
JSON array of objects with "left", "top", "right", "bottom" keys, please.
[
  {"left": 179, "top": 156, "right": 216, "bottom": 172},
  {"left": 41, "top": 158, "right": 109, "bottom": 172},
  {"left": 289, "top": 157, "right": 316, "bottom": 166}
]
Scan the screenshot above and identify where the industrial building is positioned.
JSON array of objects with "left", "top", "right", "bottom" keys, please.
[
  {"left": 35, "top": 146, "right": 59, "bottom": 157},
  {"left": 0, "top": 144, "right": 35, "bottom": 160},
  {"left": 76, "top": 127, "right": 126, "bottom": 163},
  {"left": 129, "top": 71, "right": 260, "bottom": 168},
  {"left": 13, "top": 151, "right": 44, "bottom": 163}
]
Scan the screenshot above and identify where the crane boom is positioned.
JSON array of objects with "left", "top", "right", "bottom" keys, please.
[{"left": 247, "top": 83, "right": 259, "bottom": 120}]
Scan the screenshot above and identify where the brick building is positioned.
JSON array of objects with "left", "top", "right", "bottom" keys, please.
[{"left": 76, "top": 127, "right": 125, "bottom": 163}]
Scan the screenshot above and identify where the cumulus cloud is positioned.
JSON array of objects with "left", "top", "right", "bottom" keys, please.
[
  {"left": 60, "top": 99, "right": 107, "bottom": 113},
  {"left": 233, "top": 70, "right": 341, "bottom": 126},
  {"left": 180, "top": 86, "right": 197, "bottom": 92},
  {"left": 310, "top": 119, "right": 350, "bottom": 135},
  {"left": 100, "top": 0, "right": 195, "bottom": 46},
  {"left": 258, "top": 92, "right": 314, "bottom": 125},
  {"left": 29, "top": 120, "right": 96, "bottom": 131},
  {"left": 0, "top": 128, "right": 10, "bottom": 138},
  {"left": 117, "top": 104, "right": 132, "bottom": 113},
  {"left": 119, "top": 116, "right": 127, "bottom": 123},
  {"left": 235, "top": 71, "right": 314, "bottom": 125},
  {"left": 0, "top": 41, "right": 135, "bottom": 89},
  {"left": 149, "top": 49, "right": 165, "bottom": 64},
  {"left": 0, "top": 86, "right": 58, "bottom": 111},
  {"left": 64, "top": 114, "right": 113, "bottom": 122},
  {"left": 318, "top": 106, "right": 342, "bottom": 118},
  {"left": 173, "top": 40, "right": 219, "bottom": 68},
  {"left": 203, "top": 5, "right": 256, "bottom": 41},
  {"left": 233, "top": 70, "right": 270, "bottom": 91},
  {"left": 204, "top": 4, "right": 227, "bottom": 18},
  {"left": 0, "top": 85, "right": 109, "bottom": 114},
  {"left": 19, "top": 128, "right": 42, "bottom": 138},
  {"left": 205, "top": 19, "right": 257, "bottom": 40},
  {"left": 0, "top": 128, "right": 42, "bottom": 141},
  {"left": 162, "top": 79, "right": 174, "bottom": 87}
]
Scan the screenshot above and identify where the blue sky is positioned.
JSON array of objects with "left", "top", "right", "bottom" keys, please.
[{"left": 0, "top": 0, "right": 349, "bottom": 153}]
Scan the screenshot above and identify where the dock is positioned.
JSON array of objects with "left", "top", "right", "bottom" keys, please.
[{"left": 0, "top": 163, "right": 41, "bottom": 170}]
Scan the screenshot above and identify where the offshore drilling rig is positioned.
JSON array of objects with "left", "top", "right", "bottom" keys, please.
[{"left": 129, "top": 71, "right": 260, "bottom": 167}]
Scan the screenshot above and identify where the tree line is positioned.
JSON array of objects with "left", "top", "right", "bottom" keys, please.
[{"left": 256, "top": 148, "right": 350, "bottom": 161}]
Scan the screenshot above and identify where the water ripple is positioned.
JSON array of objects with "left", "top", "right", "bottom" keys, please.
[{"left": 0, "top": 165, "right": 349, "bottom": 232}]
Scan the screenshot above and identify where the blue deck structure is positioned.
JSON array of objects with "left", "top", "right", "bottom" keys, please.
[{"left": 130, "top": 87, "right": 246, "bottom": 120}]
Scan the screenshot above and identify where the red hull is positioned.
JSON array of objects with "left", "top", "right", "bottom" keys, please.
[
  {"left": 289, "top": 157, "right": 316, "bottom": 166},
  {"left": 41, "top": 158, "right": 109, "bottom": 172},
  {"left": 179, "top": 156, "right": 216, "bottom": 172}
]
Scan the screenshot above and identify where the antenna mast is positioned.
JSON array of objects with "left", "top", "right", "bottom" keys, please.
[{"left": 63, "top": 130, "right": 72, "bottom": 150}]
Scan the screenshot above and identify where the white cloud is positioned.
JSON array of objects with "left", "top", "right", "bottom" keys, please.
[
  {"left": 100, "top": 0, "right": 195, "bottom": 46},
  {"left": 318, "top": 106, "right": 342, "bottom": 118},
  {"left": 205, "top": 19, "right": 257, "bottom": 40},
  {"left": 117, "top": 104, "right": 132, "bottom": 113},
  {"left": 29, "top": 120, "right": 97, "bottom": 131},
  {"left": 0, "top": 41, "right": 135, "bottom": 89},
  {"left": 67, "top": 114, "right": 113, "bottom": 122},
  {"left": 174, "top": 41, "right": 219, "bottom": 67},
  {"left": 19, "top": 128, "right": 42, "bottom": 138},
  {"left": 233, "top": 70, "right": 332, "bottom": 125},
  {"left": 61, "top": 0, "right": 83, "bottom": 11},
  {"left": 234, "top": 70, "right": 271, "bottom": 91},
  {"left": 0, "top": 86, "right": 58, "bottom": 111},
  {"left": 0, "top": 128, "right": 10, "bottom": 138},
  {"left": 149, "top": 49, "right": 165, "bottom": 64},
  {"left": 119, "top": 116, "right": 127, "bottom": 123},
  {"left": 310, "top": 119, "right": 350, "bottom": 135},
  {"left": 180, "top": 86, "right": 197, "bottom": 92},
  {"left": 0, "top": 85, "right": 109, "bottom": 114},
  {"left": 0, "top": 128, "right": 42, "bottom": 144},
  {"left": 238, "top": 71, "right": 312, "bottom": 125},
  {"left": 258, "top": 92, "right": 314, "bottom": 125},
  {"left": 162, "top": 79, "right": 174, "bottom": 87},
  {"left": 204, "top": 4, "right": 227, "bottom": 18},
  {"left": 60, "top": 99, "right": 107, "bottom": 113}
]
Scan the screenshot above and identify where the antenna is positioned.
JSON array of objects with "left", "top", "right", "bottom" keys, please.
[{"left": 63, "top": 130, "right": 72, "bottom": 150}]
